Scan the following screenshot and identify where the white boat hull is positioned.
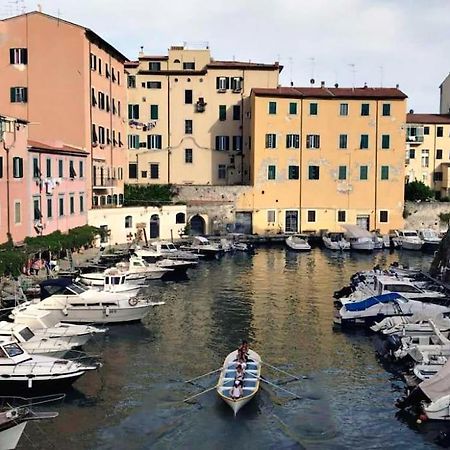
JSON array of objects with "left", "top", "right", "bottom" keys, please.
[
  {"left": 401, "top": 241, "right": 423, "bottom": 251},
  {"left": 0, "top": 421, "right": 27, "bottom": 450},
  {"left": 351, "top": 240, "right": 374, "bottom": 251}
]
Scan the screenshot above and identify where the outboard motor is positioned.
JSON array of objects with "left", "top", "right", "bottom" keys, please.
[
  {"left": 333, "top": 285, "right": 354, "bottom": 299},
  {"left": 385, "top": 335, "right": 402, "bottom": 355}
]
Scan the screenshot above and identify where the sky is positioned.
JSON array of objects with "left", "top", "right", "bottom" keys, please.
[{"left": 3, "top": 0, "right": 450, "bottom": 112}]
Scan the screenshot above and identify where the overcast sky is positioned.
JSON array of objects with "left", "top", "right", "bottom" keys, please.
[{"left": 4, "top": 0, "right": 450, "bottom": 112}]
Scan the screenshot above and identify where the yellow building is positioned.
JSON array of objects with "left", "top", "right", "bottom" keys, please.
[
  {"left": 406, "top": 113, "right": 450, "bottom": 198},
  {"left": 125, "top": 45, "right": 281, "bottom": 186},
  {"left": 235, "top": 86, "right": 407, "bottom": 234}
]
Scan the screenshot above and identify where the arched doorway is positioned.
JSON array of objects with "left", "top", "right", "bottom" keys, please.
[
  {"left": 150, "top": 214, "right": 160, "bottom": 239},
  {"left": 190, "top": 215, "right": 206, "bottom": 235}
]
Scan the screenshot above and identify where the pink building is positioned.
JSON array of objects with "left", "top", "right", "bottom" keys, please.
[{"left": 0, "top": 11, "right": 128, "bottom": 208}]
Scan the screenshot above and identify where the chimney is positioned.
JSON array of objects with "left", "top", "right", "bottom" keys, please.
[
  {"left": 363, "top": 82, "right": 367, "bottom": 89},
  {"left": 334, "top": 83, "right": 339, "bottom": 88},
  {"left": 139, "top": 46, "right": 144, "bottom": 57},
  {"left": 320, "top": 81, "right": 325, "bottom": 88},
  {"left": 37, "top": 3, "right": 42, "bottom": 12}
]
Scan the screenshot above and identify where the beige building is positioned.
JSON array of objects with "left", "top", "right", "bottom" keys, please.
[
  {"left": 125, "top": 45, "right": 281, "bottom": 186},
  {"left": 406, "top": 113, "right": 450, "bottom": 198},
  {"left": 440, "top": 73, "right": 450, "bottom": 114},
  {"left": 234, "top": 86, "right": 407, "bottom": 234},
  {"left": 0, "top": 11, "right": 128, "bottom": 208}
]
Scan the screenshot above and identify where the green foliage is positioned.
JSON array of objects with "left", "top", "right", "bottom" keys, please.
[
  {"left": 123, "top": 184, "right": 179, "bottom": 207},
  {"left": 404, "top": 181, "right": 435, "bottom": 202},
  {"left": 439, "top": 212, "right": 450, "bottom": 224}
]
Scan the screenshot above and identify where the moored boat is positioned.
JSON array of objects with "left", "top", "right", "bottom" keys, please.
[
  {"left": 285, "top": 235, "right": 311, "bottom": 251},
  {"left": 342, "top": 225, "right": 375, "bottom": 251},
  {"left": 322, "top": 232, "right": 350, "bottom": 251}
]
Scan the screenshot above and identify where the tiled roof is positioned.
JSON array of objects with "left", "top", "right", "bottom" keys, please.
[
  {"left": 208, "top": 60, "right": 282, "bottom": 71},
  {"left": 28, "top": 140, "right": 89, "bottom": 155},
  {"left": 407, "top": 113, "right": 450, "bottom": 124},
  {"left": 252, "top": 86, "right": 407, "bottom": 99}
]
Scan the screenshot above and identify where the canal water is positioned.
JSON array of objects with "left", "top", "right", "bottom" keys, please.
[{"left": 21, "top": 248, "right": 450, "bottom": 449}]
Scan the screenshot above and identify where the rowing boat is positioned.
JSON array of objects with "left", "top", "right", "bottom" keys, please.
[{"left": 216, "top": 349, "right": 261, "bottom": 415}]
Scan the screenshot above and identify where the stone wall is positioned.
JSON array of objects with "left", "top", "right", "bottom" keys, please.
[{"left": 404, "top": 201, "right": 450, "bottom": 231}]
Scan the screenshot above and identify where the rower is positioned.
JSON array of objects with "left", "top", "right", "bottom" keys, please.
[
  {"left": 230, "top": 380, "right": 243, "bottom": 399},
  {"left": 235, "top": 363, "right": 245, "bottom": 382}
]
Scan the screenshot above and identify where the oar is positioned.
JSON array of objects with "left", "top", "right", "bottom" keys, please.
[
  {"left": 185, "top": 367, "right": 222, "bottom": 384},
  {"left": 259, "top": 377, "right": 302, "bottom": 400},
  {"left": 261, "top": 361, "right": 307, "bottom": 380},
  {"left": 183, "top": 385, "right": 218, "bottom": 403}
]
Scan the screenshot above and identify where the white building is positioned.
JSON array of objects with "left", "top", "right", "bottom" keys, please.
[{"left": 440, "top": 73, "right": 450, "bottom": 114}]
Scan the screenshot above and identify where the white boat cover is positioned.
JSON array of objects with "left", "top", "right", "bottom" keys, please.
[
  {"left": 194, "top": 236, "right": 209, "bottom": 244},
  {"left": 341, "top": 224, "right": 372, "bottom": 239},
  {"left": 421, "top": 358, "right": 450, "bottom": 401}
]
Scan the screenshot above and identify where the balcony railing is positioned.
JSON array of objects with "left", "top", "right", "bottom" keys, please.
[
  {"left": 406, "top": 135, "right": 424, "bottom": 144},
  {"left": 93, "top": 178, "right": 118, "bottom": 189}
]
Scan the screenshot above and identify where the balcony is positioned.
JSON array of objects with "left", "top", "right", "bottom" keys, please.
[
  {"left": 406, "top": 135, "right": 424, "bottom": 144},
  {"left": 93, "top": 178, "right": 118, "bottom": 190}
]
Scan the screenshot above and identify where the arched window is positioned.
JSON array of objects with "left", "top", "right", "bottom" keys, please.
[
  {"left": 174, "top": 59, "right": 180, "bottom": 63},
  {"left": 125, "top": 215, "right": 132, "bottom": 228},
  {"left": 93, "top": 196, "right": 99, "bottom": 206},
  {"left": 176, "top": 212, "right": 186, "bottom": 224},
  {"left": 113, "top": 194, "right": 118, "bottom": 205},
  {"left": 118, "top": 194, "right": 124, "bottom": 205},
  {"left": 107, "top": 195, "right": 112, "bottom": 204},
  {"left": 100, "top": 195, "right": 106, "bottom": 206}
]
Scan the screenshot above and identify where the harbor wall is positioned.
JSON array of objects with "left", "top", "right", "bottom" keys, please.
[{"left": 404, "top": 201, "right": 450, "bottom": 231}]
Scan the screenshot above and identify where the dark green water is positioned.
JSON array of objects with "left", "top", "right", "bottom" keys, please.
[{"left": 21, "top": 248, "right": 448, "bottom": 449}]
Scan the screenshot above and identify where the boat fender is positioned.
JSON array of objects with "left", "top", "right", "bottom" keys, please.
[
  {"left": 105, "top": 306, "right": 110, "bottom": 316},
  {"left": 62, "top": 308, "right": 68, "bottom": 316},
  {"left": 129, "top": 297, "right": 139, "bottom": 307},
  {"left": 27, "top": 377, "right": 33, "bottom": 389}
]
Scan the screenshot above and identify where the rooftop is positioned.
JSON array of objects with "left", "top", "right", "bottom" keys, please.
[
  {"left": 407, "top": 113, "right": 450, "bottom": 124},
  {"left": 28, "top": 140, "right": 89, "bottom": 155}
]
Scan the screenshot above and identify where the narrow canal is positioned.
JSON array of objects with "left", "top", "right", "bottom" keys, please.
[{"left": 22, "top": 248, "right": 447, "bottom": 449}]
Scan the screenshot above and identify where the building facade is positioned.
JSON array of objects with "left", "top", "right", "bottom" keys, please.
[
  {"left": 440, "top": 73, "right": 450, "bottom": 114},
  {"left": 0, "top": 11, "right": 128, "bottom": 208},
  {"left": 234, "top": 86, "right": 407, "bottom": 234},
  {"left": 125, "top": 45, "right": 280, "bottom": 186},
  {"left": 405, "top": 113, "right": 450, "bottom": 198}
]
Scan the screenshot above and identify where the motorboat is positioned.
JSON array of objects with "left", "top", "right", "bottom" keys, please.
[
  {"left": 392, "top": 230, "right": 423, "bottom": 251},
  {"left": 78, "top": 268, "right": 145, "bottom": 293},
  {"left": 322, "top": 233, "right": 350, "bottom": 251},
  {"left": 418, "top": 229, "right": 442, "bottom": 252},
  {"left": 216, "top": 349, "right": 261, "bottom": 415},
  {"left": 10, "top": 279, "right": 162, "bottom": 324},
  {"left": 0, "top": 341, "right": 98, "bottom": 394},
  {"left": 0, "top": 396, "right": 59, "bottom": 450},
  {"left": 285, "top": 235, "right": 311, "bottom": 251},
  {"left": 135, "top": 242, "right": 201, "bottom": 262},
  {"left": 155, "top": 258, "right": 197, "bottom": 275},
  {"left": 334, "top": 292, "right": 450, "bottom": 328},
  {"left": 372, "top": 315, "right": 450, "bottom": 338},
  {"left": 372, "top": 233, "right": 384, "bottom": 250},
  {"left": 342, "top": 224, "right": 374, "bottom": 251},
  {"left": 232, "top": 242, "right": 254, "bottom": 253},
  {"left": 180, "top": 236, "right": 224, "bottom": 259},
  {"left": 116, "top": 255, "right": 173, "bottom": 280}
]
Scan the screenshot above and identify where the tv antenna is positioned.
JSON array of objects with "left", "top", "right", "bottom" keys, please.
[{"left": 348, "top": 63, "right": 356, "bottom": 87}]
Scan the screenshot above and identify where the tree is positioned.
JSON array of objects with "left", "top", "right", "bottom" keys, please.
[{"left": 404, "top": 181, "right": 434, "bottom": 202}]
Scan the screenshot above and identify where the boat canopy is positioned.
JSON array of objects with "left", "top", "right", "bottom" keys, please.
[
  {"left": 345, "top": 292, "right": 403, "bottom": 312},
  {"left": 194, "top": 236, "right": 209, "bottom": 244},
  {"left": 341, "top": 224, "right": 372, "bottom": 239},
  {"left": 421, "top": 358, "right": 450, "bottom": 401},
  {"left": 40, "top": 279, "right": 87, "bottom": 300}
]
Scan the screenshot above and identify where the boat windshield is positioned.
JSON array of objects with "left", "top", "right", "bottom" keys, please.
[
  {"left": 404, "top": 231, "right": 418, "bottom": 237},
  {"left": 18, "top": 327, "right": 35, "bottom": 341},
  {"left": 3, "top": 343, "right": 24, "bottom": 357},
  {"left": 65, "top": 283, "right": 87, "bottom": 295},
  {"left": 383, "top": 284, "right": 421, "bottom": 293}
]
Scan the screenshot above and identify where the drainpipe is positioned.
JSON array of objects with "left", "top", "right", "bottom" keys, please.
[
  {"left": 240, "top": 69, "right": 245, "bottom": 184},
  {"left": 167, "top": 74, "right": 171, "bottom": 184},
  {"left": 299, "top": 98, "right": 303, "bottom": 232},
  {"left": 374, "top": 100, "right": 379, "bottom": 231},
  {"left": 88, "top": 42, "right": 94, "bottom": 207}
]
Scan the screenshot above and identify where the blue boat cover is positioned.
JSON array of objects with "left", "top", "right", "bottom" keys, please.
[{"left": 345, "top": 292, "right": 402, "bottom": 312}]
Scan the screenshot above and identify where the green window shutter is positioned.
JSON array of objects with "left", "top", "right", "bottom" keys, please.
[
  {"left": 382, "top": 134, "right": 390, "bottom": 149},
  {"left": 360, "top": 166, "right": 368, "bottom": 180},
  {"left": 381, "top": 166, "right": 389, "bottom": 180},
  {"left": 268, "top": 102, "right": 277, "bottom": 114},
  {"left": 10, "top": 87, "right": 16, "bottom": 102},
  {"left": 268, "top": 165, "right": 276, "bottom": 179},
  {"left": 310, "top": 103, "right": 318, "bottom": 115},
  {"left": 338, "top": 166, "right": 347, "bottom": 180},
  {"left": 219, "top": 105, "right": 226, "bottom": 121},
  {"left": 150, "top": 105, "right": 158, "bottom": 120},
  {"left": 289, "top": 102, "right": 297, "bottom": 115}
]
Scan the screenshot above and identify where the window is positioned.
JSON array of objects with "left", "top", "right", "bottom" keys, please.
[
  {"left": 381, "top": 134, "right": 390, "bottom": 149},
  {"left": 231, "top": 77, "right": 242, "bottom": 91},
  {"left": 215, "top": 136, "right": 230, "bottom": 151},
  {"left": 267, "top": 165, "right": 276, "bottom": 180},
  {"left": 185, "top": 90, "right": 193, "bottom": 104},
  {"left": 185, "top": 148, "right": 193, "bottom": 163},
  {"left": 0, "top": 156, "right": 2, "bottom": 178},
  {"left": 360, "top": 134, "right": 369, "bottom": 149},
  {"left": 147, "top": 135, "right": 162, "bottom": 149},
  {"left": 219, "top": 105, "right": 226, "bottom": 121},
  {"left": 45, "top": 158, "right": 51, "bottom": 177},
  {"left": 233, "top": 105, "right": 240, "bottom": 120},
  {"left": 306, "top": 134, "right": 320, "bottom": 149},
  {"left": 10, "top": 87, "right": 27, "bottom": 103},
  {"left": 150, "top": 104, "right": 159, "bottom": 120},
  {"left": 149, "top": 163, "right": 159, "bottom": 179},
  {"left": 33, "top": 157, "right": 40, "bottom": 178},
  {"left": 47, "top": 197, "right": 52, "bottom": 218},
  {"left": 268, "top": 102, "right": 277, "bottom": 114},
  {"left": 125, "top": 215, "right": 133, "bottom": 228},
  {"left": 13, "top": 157, "right": 23, "bottom": 178},
  {"left": 307, "top": 210, "right": 316, "bottom": 222},
  {"left": 309, "top": 103, "right": 318, "bottom": 115},
  {"left": 381, "top": 165, "right": 389, "bottom": 180},
  {"left": 286, "top": 134, "right": 300, "bottom": 149},
  {"left": 216, "top": 76, "right": 229, "bottom": 91},
  {"left": 267, "top": 210, "right": 276, "bottom": 223},
  {"left": 91, "top": 88, "right": 97, "bottom": 107},
  {"left": 33, "top": 196, "right": 41, "bottom": 221},
  {"left": 421, "top": 149, "right": 429, "bottom": 168},
  {"left": 288, "top": 165, "right": 299, "bottom": 179},
  {"left": 105, "top": 63, "right": 110, "bottom": 78},
  {"left": 308, "top": 165, "right": 320, "bottom": 180},
  {"left": 9, "top": 48, "right": 27, "bottom": 64},
  {"left": 98, "top": 58, "right": 102, "bottom": 75},
  {"left": 285, "top": 210, "right": 298, "bottom": 232},
  {"left": 128, "top": 104, "right": 139, "bottom": 119},
  {"left": 129, "top": 163, "right": 138, "bottom": 179},
  {"left": 127, "top": 75, "right": 136, "bottom": 88},
  {"left": 338, "top": 166, "right": 347, "bottom": 180},
  {"left": 437, "top": 126, "right": 444, "bottom": 137},
  {"left": 339, "top": 134, "right": 348, "bottom": 149},
  {"left": 147, "top": 81, "right": 162, "bottom": 89},
  {"left": 265, "top": 134, "right": 277, "bottom": 148},
  {"left": 382, "top": 103, "right": 391, "bottom": 116},
  {"left": 434, "top": 171, "right": 443, "bottom": 181},
  {"left": 176, "top": 213, "right": 186, "bottom": 224},
  {"left": 98, "top": 126, "right": 106, "bottom": 144},
  {"left": 92, "top": 124, "right": 98, "bottom": 143},
  {"left": 361, "top": 103, "right": 370, "bottom": 116},
  {"left": 340, "top": 103, "right": 348, "bottom": 116},
  {"left": 128, "top": 135, "right": 140, "bottom": 149},
  {"left": 90, "top": 53, "right": 96, "bottom": 70},
  {"left": 424, "top": 126, "right": 430, "bottom": 135},
  {"left": 69, "top": 160, "right": 76, "bottom": 178},
  {"left": 59, "top": 195, "right": 64, "bottom": 216},
  {"left": 409, "top": 149, "right": 415, "bottom": 159},
  {"left": 70, "top": 195, "right": 75, "bottom": 214},
  {"left": 360, "top": 166, "right": 368, "bottom": 180},
  {"left": 437, "top": 149, "right": 443, "bottom": 160},
  {"left": 185, "top": 120, "right": 193, "bottom": 134},
  {"left": 79, "top": 194, "right": 84, "bottom": 213},
  {"left": 183, "top": 62, "right": 195, "bottom": 70},
  {"left": 14, "top": 202, "right": 21, "bottom": 224},
  {"left": 149, "top": 61, "right": 161, "bottom": 71},
  {"left": 98, "top": 92, "right": 105, "bottom": 110},
  {"left": 232, "top": 136, "right": 242, "bottom": 151},
  {"left": 218, "top": 164, "right": 226, "bottom": 179},
  {"left": 379, "top": 210, "right": 389, "bottom": 223},
  {"left": 289, "top": 102, "right": 297, "bottom": 115},
  {"left": 337, "top": 210, "right": 346, "bottom": 222},
  {"left": 112, "top": 67, "right": 116, "bottom": 82}
]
